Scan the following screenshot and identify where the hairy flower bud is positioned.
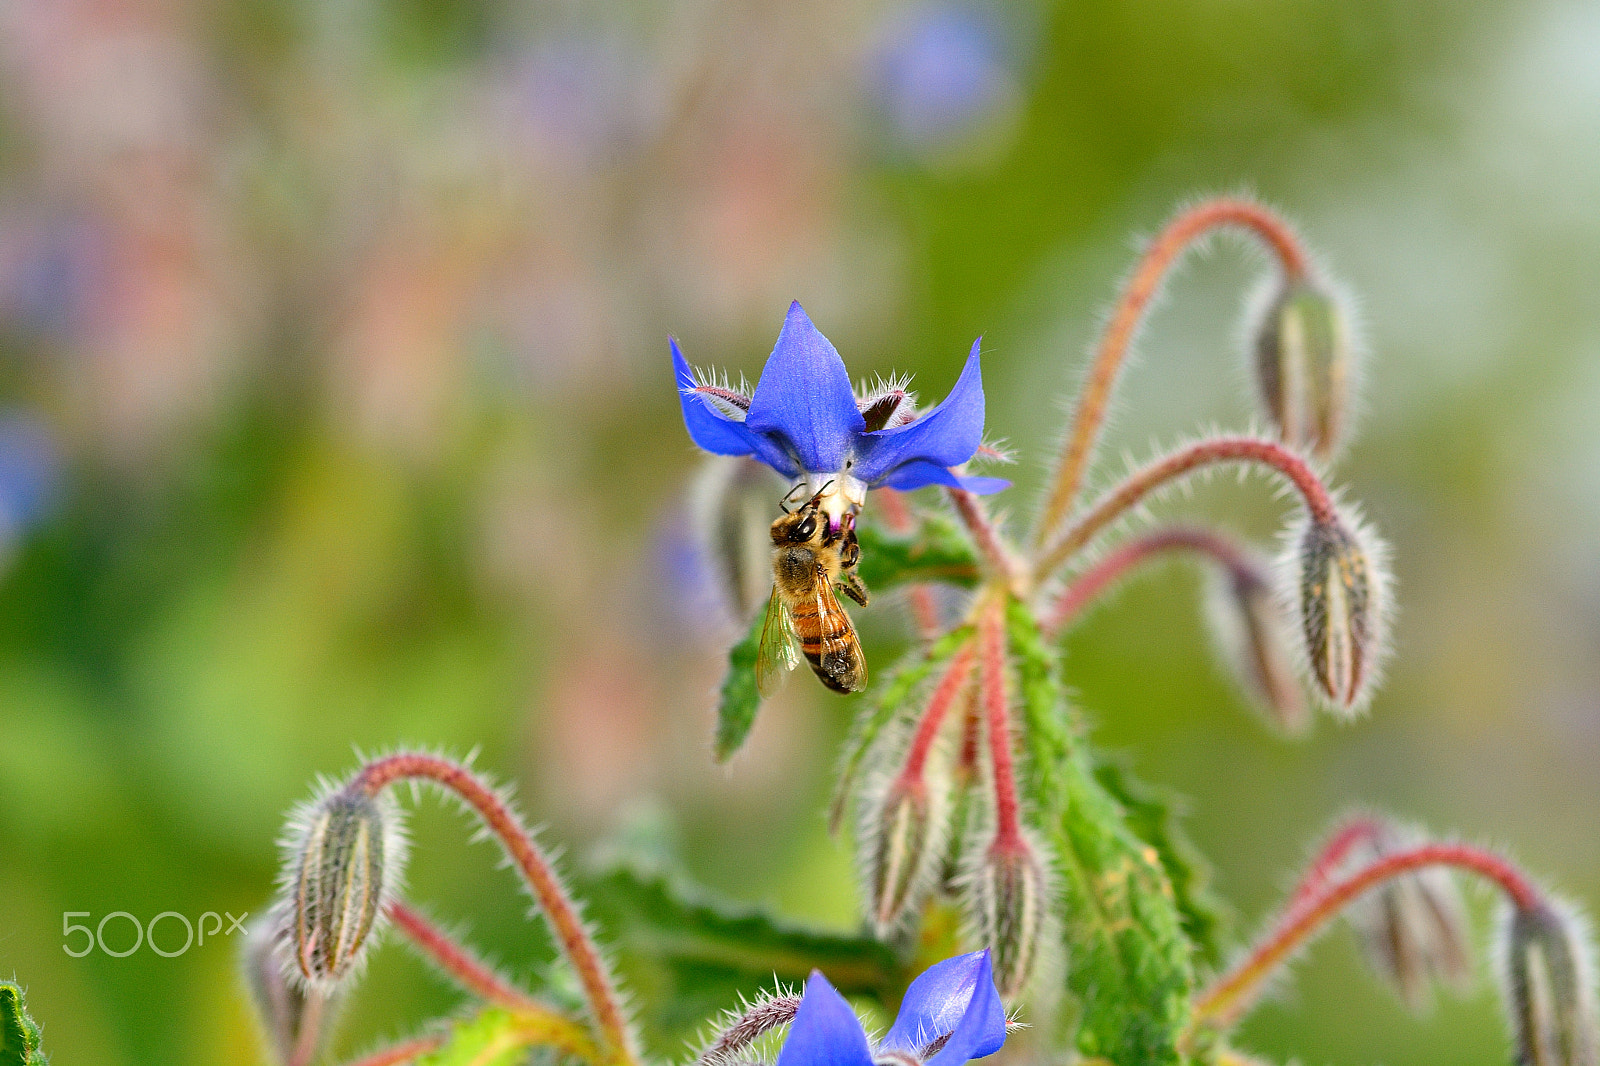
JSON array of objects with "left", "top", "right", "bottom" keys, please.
[
  {"left": 1498, "top": 899, "right": 1600, "bottom": 1066},
  {"left": 1341, "top": 824, "right": 1471, "bottom": 1010},
  {"left": 691, "top": 455, "right": 786, "bottom": 625},
  {"left": 1285, "top": 511, "right": 1390, "bottom": 715},
  {"left": 1206, "top": 556, "right": 1308, "bottom": 734},
  {"left": 280, "top": 782, "right": 406, "bottom": 990},
  {"left": 964, "top": 831, "right": 1050, "bottom": 999},
  {"left": 243, "top": 910, "right": 341, "bottom": 1065},
  {"left": 1249, "top": 277, "right": 1358, "bottom": 461},
  {"left": 864, "top": 771, "right": 952, "bottom": 937}
]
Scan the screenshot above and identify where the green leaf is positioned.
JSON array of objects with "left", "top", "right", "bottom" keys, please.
[
  {"left": 1006, "top": 598, "right": 1194, "bottom": 1066},
  {"left": 0, "top": 984, "right": 47, "bottom": 1066},
  {"left": 414, "top": 1009, "right": 543, "bottom": 1066},
  {"left": 1093, "top": 758, "right": 1227, "bottom": 965},
  {"left": 714, "top": 608, "right": 766, "bottom": 762},
  {"left": 582, "top": 862, "right": 903, "bottom": 1056},
  {"left": 828, "top": 626, "right": 973, "bottom": 833},
  {"left": 855, "top": 517, "right": 980, "bottom": 591}
]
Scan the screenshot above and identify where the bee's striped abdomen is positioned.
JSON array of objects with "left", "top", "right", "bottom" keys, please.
[{"left": 793, "top": 600, "right": 859, "bottom": 692}]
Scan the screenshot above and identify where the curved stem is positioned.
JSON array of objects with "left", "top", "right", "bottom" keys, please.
[
  {"left": 1279, "top": 816, "right": 1386, "bottom": 919},
  {"left": 1033, "top": 436, "right": 1337, "bottom": 587},
  {"left": 337, "top": 1036, "right": 447, "bottom": 1066},
  {"left": 947, "top": 487, "right": 1020, "bottom": 591},
  {"left": 358, "top": 754, "right": 639, "bottom": 1066},
  {"left": 1191, "top": 842, "right": 1543, "bottom": 1032},
  {"left": 388, "top": 900, "right": 545, "bottom": 1011},
  {"left": 1042, "top": 525, "right": 1255, "bottom": 637},
  {"left": 898, "top": 642, "right": 977, "bottom": 783},
  {"left": 978, "top": 596, "right": 1023, "bottom": 850},
  {"left": 336, "top": 1005, "right": 604, "bottom": 1066},
  {"left": 1034, "top": 198, "right": 1311, "bottom": 548},
  {"left": 697, "top": 994, "right": 804, "bottom": 1066}
]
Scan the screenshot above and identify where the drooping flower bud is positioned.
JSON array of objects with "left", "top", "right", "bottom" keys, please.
[
  {"left": 691, "top": 455, "right": 787, "bottom": 625},
  {"left": 964, "top": 830, "right": 1051, "bottom": 1000},
  {"left": 1205, "top": 554, "right": 1308, "bottom": 734},
  {"left": 1340, "top": 823, "right": 1471, "bottom": 1010},
  {"left": 864, "top": 773, "right": 951, "bottom": 937},
  {"left": 280, "top": 781, "right": 406, "bottom": 990},
  {"left": 1248, "top": 277, "right": 1358, "bottom": 461},
  {"left": 243, "top": 910, "right": 342, "bottom": 1065},
  {"left": 1284, "top": 510, "right": 1391, "bottom": 715},
  {"left": 1497, "top": 899, "right": 1600, "bottom": 1066},
  {"left": 860, "top": 640, "right": 975, "bottom": 934},
  {"left": 939, "top": 744, "right": 980, "bottom": 893}
]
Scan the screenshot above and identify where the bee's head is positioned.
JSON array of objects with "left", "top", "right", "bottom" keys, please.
[
  {"left": 771, "top": 480, "right": 833, "bottom": 545},
  {"left": 771, "top": 501, "right": 821, "bottom": 545}
]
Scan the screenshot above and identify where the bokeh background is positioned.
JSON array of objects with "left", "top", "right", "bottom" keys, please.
[{"left": 2, "top": 0, "right": 1598, "bottom": 1063}]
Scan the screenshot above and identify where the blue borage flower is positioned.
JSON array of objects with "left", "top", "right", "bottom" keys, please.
[
  {"left": 778, "top": 950, "right": 1007, "bottom": 1066},
  {"left": 673, "top": 302, "right": 1008, "bottom": 526}
]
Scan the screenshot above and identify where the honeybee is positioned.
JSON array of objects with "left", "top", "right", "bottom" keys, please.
[{"left": 755, "top": 483, "right": 871, "bottom": 696}]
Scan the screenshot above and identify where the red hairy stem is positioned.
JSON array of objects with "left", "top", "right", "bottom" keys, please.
[
  {"left": 1033, "top": 436, "right": 1338, "bottom": 587},
  {"left": 388, "top": 900, "right": 544, "bottom": 1011},
  {"left": 1042, "top": 525, "right": 1256, "bottom": 636},
  {"left": 899, "top": 641, "right": 978, "bottom": 782},
  {"left": 907, "top": 580, "right": 942, "bottom": 635},
  {"left": 357, "top": 753, "right": 637, "bottom": 1065},
  {"left": 1279, "top": 816, "right": 1387, "bottom": 918},
  {"left": 978, "top": 598, "right": 1024, "bottom": 850},
  {"left": 1034, "top": 198, "right": 1311, "bottom": 547},
  {"left": 948, "top": 487, "right": 1020, "bottom": 590},
  {"left": 336, "top": 1036, "right": 446, "bottom": 1066},
  {"left": 875, "top": 487, "right": 942, "bottom": 637},
  {"left": 1192, "top": 842, "right": 1544, "bottom": 1031}
]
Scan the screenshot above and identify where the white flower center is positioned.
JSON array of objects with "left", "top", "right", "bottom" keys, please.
[{"left": 792, "top": 472, "right": 868, "bottom": 526}]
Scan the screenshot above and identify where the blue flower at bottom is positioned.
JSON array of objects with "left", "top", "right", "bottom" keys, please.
[
  {"left": 778, "top": 950, "right": 1007, "bottom": 1066},
  {"left": 673, "top": 302, "right": 1008, "bottom": 518}
]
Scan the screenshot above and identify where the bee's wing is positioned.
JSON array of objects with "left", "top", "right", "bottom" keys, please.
[
  {"left": 754, "top": 584, "right": 801, "bottom": 698},
  {"left": 814, "top": 580, "right": 867, "bottom": 693}
]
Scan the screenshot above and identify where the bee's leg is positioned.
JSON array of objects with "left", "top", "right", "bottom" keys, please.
[{"left": 839, "top": 573, "right": 870, "bottom": 607}]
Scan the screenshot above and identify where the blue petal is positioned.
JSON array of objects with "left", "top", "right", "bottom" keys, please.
[
  {"left": 776, "top": 971, "right": 874, "bottom": 1066},
  {"left": 745, "top": 302, "right": 864, "bottom": 474},
  {"left": 854, "top": 339, "right": 987, "bottom": 486},
  {"left": 950, "top": 474, "right": 1011, "bottom": 495},
  {"left": 876, "top": 459, "right": 1010, "bottom": 496},
  {"left": 882, "top": 951, "right": 1006, "bottom": 1058},
  {"left": 926, "top": 951, "right": 1007, "bottom": 1066},
  {"left": 673, "top": 337, "right": 800, "bottom": 478}
]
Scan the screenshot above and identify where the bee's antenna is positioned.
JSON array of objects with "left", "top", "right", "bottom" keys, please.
[{"left": 807, "top": 479, "right": 837, "bottom": 505}]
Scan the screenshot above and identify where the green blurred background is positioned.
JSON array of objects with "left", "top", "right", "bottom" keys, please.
[{"left": 1, "top": 0, "right": 1598, "bottom": 1063}]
